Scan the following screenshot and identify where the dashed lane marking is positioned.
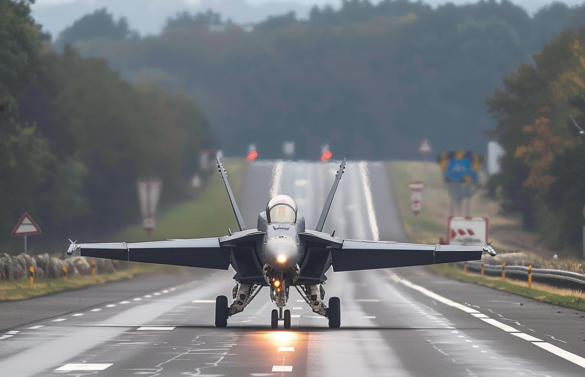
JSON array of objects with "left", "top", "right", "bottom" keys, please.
[
  {"left": 91, "top": 309, "right": 102, "bottom": 312},
  {"left": 533, "top": 343, "right": 585, "bottom": 369},
  {"left": 27, "top": 325, "right": 44, "bottom": 330},
  {"left": 365, "top": 316, "right": 376, "bottom": 319},
  {"left": 72, "top": 313, "right": 83, "bottom": 317},
  {"left": 272, "top": 366, "right": 293, "bottom": 372},
  {"left": 52, "top": 318, "right": 66, "bottom": 322},
  {"left": 6, "top": 331, "right": 19, "bottom": 335},
  {"left": 120, "top": 301, "right": 130, "bottom": 304},
  {"left": 356, "top": 299, "right": 381, "bottom": 302},
  {"left": 55, "top": 364, "right": 112, "bottom": 371},
  {"left": 512, "top": 333, "right": 543, "bottom": 342},
  {"left": 106, "top": 304, "right": 116, "bottom": 308},
  {"left": 0, "top": 335, "right": 13, "bottom": 340}
]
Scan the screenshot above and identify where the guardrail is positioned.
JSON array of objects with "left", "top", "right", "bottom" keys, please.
[{"left": 459, "top": 261, "right": 585, "bottom": 291}]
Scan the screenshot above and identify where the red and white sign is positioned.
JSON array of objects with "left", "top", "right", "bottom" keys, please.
[
  {"left": 138, "top": 179, "right": 162, "bottom": 235},
  {"left": 407, "top": 181, "right": 426, "bottom": 192},
  {"left": 12, "top": 213, "right": 42, "bottom": 236},
  {"left": 447, "top": 216, "right": 488, "bottom": 246},
  {"left": 418, "top": 139, "right": 433, "bottom": 154},
  {"left": 411, "top": 192, "right": 422, "bottom": 217},
  {"left": 192, "top": 174, "right": 202, "bottom": 189}
]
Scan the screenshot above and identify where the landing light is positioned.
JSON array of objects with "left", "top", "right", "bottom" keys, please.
[
  {"left": 277, "top": 254, "right": 287, "bottom": 264},
  {"left": 273, "top": 280, "right": 281, "bottom": 288}
]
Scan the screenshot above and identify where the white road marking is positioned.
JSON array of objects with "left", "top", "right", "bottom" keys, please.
[
  {"left": 278, "top": 347, "right": 295, "bottom": 352},
  {"left": 480, "top": 318, "right": 518, "bottom": 333},
  {"left": 153, "top": 293, "right": 161, "bottom": 296},
  {"left": 511, "top": 333, "right": 543, "bottom": 342},
  {"left": 106, "top": 304, "right": 116, "bottom": 308},
  {"left": 471, "top": 313, "right": 489, "bottom": 318},
  {"left": 52, "top": 318, "right": 66, "bottom": 322},
  {"left": 533, "top": 342, "right": 585, "bottom": 368},
  {"left": 292, "top": 307, "right": 302, "bottom": 310},
  {"left": 144, "top": 295, "right": 152, "bottom": 298},
  {"left": 170, "top": 288, "right": 176, "bottom": 291},
  {"left": 291, "top": 315, "right": 301, "bottom": 318},
  {"left": 27, "top": 325, "right": 44, "bottom": 330},
  {"left": 72, "top": 313, "right": 83, "bottom": 317},
  {"left": 356, "top": 299, "right": 380, "bottom": 302},
  {"left": 392, "top": 272, "right": 585, "bottom": 370},
  {"left": 192, "top": 300, "right": 215, "bottom": 303},
  {"left": 365, "top": 316, "right": 376, "bottom": 319},
  {"left": 55, "top": 364, "right": 112, "bottom": 371},
  {"left": 162, "top": 290, "right": 169, "bottom": 293},
  {"left": 137, "top": 326, "right": 175, "bottom": 331},
  {"left": 296, "top": 300, "right": 305, "bottom": 303},
  {"left": 120, "top": 301, "right": 130, "bottom": 304},
  {"left": 6, "top": 331, "right": 19, "bottom": 335},
  {"left": 133, "top": 298, "right": 142, "bottom": 301},
  {"left": 91, "top": 309, "right": 102, "bottom": 312},
  {"left": 270, "top": 161, "right": 284, "bottom": 197},
  {"left": 0, "top": 335, "right": 13, "bottom": 340},
  {"left": 358, "top": 162, "right": 379, "bottom": 241},
  {"left": 272, "top": 365, "right": 293, "bottom": 372}
]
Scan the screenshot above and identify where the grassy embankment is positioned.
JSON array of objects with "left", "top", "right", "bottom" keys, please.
[
  {"left": 389, "top": 161, "right": 585, "bottom": 311},
  {"left": 0, "top": 159, "right": 244, "bottom": 301}
]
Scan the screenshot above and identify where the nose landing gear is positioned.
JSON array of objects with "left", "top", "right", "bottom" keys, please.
[{"left": 271, "top": 308, "right": 292, "bottom": 329}]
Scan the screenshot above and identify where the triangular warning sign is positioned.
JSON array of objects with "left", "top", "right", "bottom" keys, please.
[
  {"left": 12, "top": 213, "right": 42, "bottom": 236},
  {"left": 418, "top": 139, "right": 433, "bottom": 154}
]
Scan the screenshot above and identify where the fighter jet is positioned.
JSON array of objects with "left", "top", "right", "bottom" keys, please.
[{"left": 67, "top": 158, "right": 495, "bottom": 329}]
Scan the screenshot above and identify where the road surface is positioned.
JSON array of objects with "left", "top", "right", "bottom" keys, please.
[{"left": 0, "top": 160, "right": 583, "bottom": 376}]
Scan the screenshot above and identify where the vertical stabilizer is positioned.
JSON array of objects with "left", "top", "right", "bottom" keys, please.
[
  {"left": 217, "top": 158, "right": 246, "bottom": 231},
  {"left": 315, "top": 158, "right": 347, "bottom": 232}
]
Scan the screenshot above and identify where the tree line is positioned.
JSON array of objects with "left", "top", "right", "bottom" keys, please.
[
  {"left": 53, "top": 0, "right": 585, "bottom": 160},
  {"left": 1, "top": 0, "right": 215, "bottom": 252}
]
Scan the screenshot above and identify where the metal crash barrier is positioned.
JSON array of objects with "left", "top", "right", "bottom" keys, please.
[{"left": 459, "top": 261, "right": 585, "bottom": 291}]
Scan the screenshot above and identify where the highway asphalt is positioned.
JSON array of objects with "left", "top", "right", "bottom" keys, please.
[{"left": 0, "top": 160, "right": 583, "bottom": 376}]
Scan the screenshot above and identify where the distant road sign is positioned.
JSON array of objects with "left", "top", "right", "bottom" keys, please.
[
  {"left": 411, "top": 192, "right": 422, "bottom": 217},
  {"left": 447, "top": 217, "right": 488, "bottom": 246},
  {"left": 138, "top": 179, "right": 162, "bottom": 235},
  {"left": 12, "top": 213, "right": 42, "bottom": 236},
  {"left": 407, "top": 181, "right": 426, "bottom": 192},
  {"left": 418, "top": 139, "right": 433, "bottom": 154}
]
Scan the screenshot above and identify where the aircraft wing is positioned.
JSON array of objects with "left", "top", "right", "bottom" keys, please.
[
  {"left": 330, "top": 240, "right": 495, "bottom": 272},
  {"left": 67, "top": 238, "right": 231, "bottom": 270}
]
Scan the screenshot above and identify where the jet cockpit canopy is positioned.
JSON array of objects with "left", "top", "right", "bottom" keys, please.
[{"left": 266, "top": 194, "right": 297, "bottom": 223}]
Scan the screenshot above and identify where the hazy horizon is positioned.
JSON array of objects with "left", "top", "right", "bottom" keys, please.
[{"left": 32, "top": 0, "right": 585, "bottom": 38}]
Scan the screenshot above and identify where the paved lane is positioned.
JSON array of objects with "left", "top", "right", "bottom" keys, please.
[{"left": 0, "top": 160, "right": 583, "bottom": 376}]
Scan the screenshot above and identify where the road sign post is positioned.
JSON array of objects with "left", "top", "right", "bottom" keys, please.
[
  {"left": 11, "top": 213, "right": 42, "bottom": 254},
  {"left": 137, "top": 179, "right": 162, "bottom": 235}
]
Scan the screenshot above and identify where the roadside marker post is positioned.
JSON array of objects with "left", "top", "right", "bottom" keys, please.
[
  {"left": 29, "top": 267, "right": 34, "bottom": 287},
  {"left": 91, "top": 260, "right": 96, "bottom": 277},
  {"left": 502, "top": 262, "right": 506, "bottom": 280},
  {"left": 481, "top": 260, "right": 484, "bottom": 277},
  {"left": 62, "top": 266, "right": 67, "bottom": 281},
  {"left": 463, "top": 262, "right": 467, "bottom": 274},
  {"left": 528, "top": 265, "right": 532, "bottom": 288}
]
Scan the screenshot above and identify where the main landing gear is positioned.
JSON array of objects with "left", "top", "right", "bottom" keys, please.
[
  {"left": 270, "top": 308, "right": 292, "bottom": 329},
  {"left": 215, "top": 295, "right": 228, "bottom": 328},
  {"left": 328, "top": 297, "right": 341, "bottom": 329}
]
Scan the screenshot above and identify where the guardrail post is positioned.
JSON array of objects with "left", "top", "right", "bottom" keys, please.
[
  {"left": 62, "top": 266, "right": 67, "bottom": 281},
  {"left": 463, "top": 262, "right": 467, "bottom": 274},
  {"left": 528, "top": 264, "right": 532, "bottom": 288},
  {"left": 29, "top": 266, "right": 34, "bottom": 287},
  {"left": 91, "top": 260, "right": 96, "bottom": 277},
  {"left": 481, "top": 260, "right": 484, "bottom": 277},
  {"left": 502, "top": 262, "right": 506, "bottom": 280}
]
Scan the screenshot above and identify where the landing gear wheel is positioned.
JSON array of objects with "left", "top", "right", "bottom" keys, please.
[
  {"left": 271, "top": 309, "right": 279, "bottom": 329},
  {"left": 328, "top": 297, "right": 341, "bottom": 328},
  {"left": 283, "top": 309, "right": 291, "bottom": 329},
  {"left": 215, "top": 295, "right": 228, "bottom": 328}
]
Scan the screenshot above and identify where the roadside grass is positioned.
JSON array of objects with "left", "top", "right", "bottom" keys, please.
[
  {"left": 0, "top": 265, "right": 155, "bottom": 301},
  {"left": 430, "top": 264, "right": 585, "bottom": 312},
  {"left": 1, "top": 159, "right": 244, "bottom": 301}
]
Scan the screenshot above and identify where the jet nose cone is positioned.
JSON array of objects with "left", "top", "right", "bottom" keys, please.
[{"left": 265, "top": 237, "right": 299, "bottom": 272}]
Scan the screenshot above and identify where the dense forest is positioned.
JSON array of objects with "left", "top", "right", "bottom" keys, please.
[
  {"left": 486, "top": 26, "right": 585, "bottom": 256},
  {"left": 54, "top": 0, "right": 585, "bottom": 159},
  {"left": 1, "top": 0, "right": 215, "bottom": 251}
]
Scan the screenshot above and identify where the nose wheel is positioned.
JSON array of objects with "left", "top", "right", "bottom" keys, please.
[{"left": 271, "top": 308, "right": 292, "bottom": 329}]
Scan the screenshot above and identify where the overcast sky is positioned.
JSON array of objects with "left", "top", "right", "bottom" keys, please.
[{"left": 32, "top": 0, "right": 585, "bottom": 38}]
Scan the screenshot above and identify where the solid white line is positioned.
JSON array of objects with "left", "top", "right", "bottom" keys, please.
[
  {"left": 356, "top": 299, "right": 381, "bottom": 302},
  {"left": 137, "top": 326, "right": 175, "bottom": 331},
  {"left": 365, "top": 316, "right": 376, "bottom": 319},
  {"left": 272, "top": 366, "right": 293, "bottom": 372},
  {"left": 480, "top": 318, "right": 518, "bottom": 333},
  {"left": 278, "top": 347, "right": 295, "bottom": 352},
  {"left": 270, "top": 161, "right": 284, "bottom": 198},
  {"left": 533, "top": 342, "right": 585, "bottom": 369},
  {"left": 358, "top": 162, "right": 379, "bottom": 241},
  {"left": 393, "top": 272, "right": 585, "bottom": 370},
  {"left": 511, "top": 332, "right": 543, "bottom": 342}
]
